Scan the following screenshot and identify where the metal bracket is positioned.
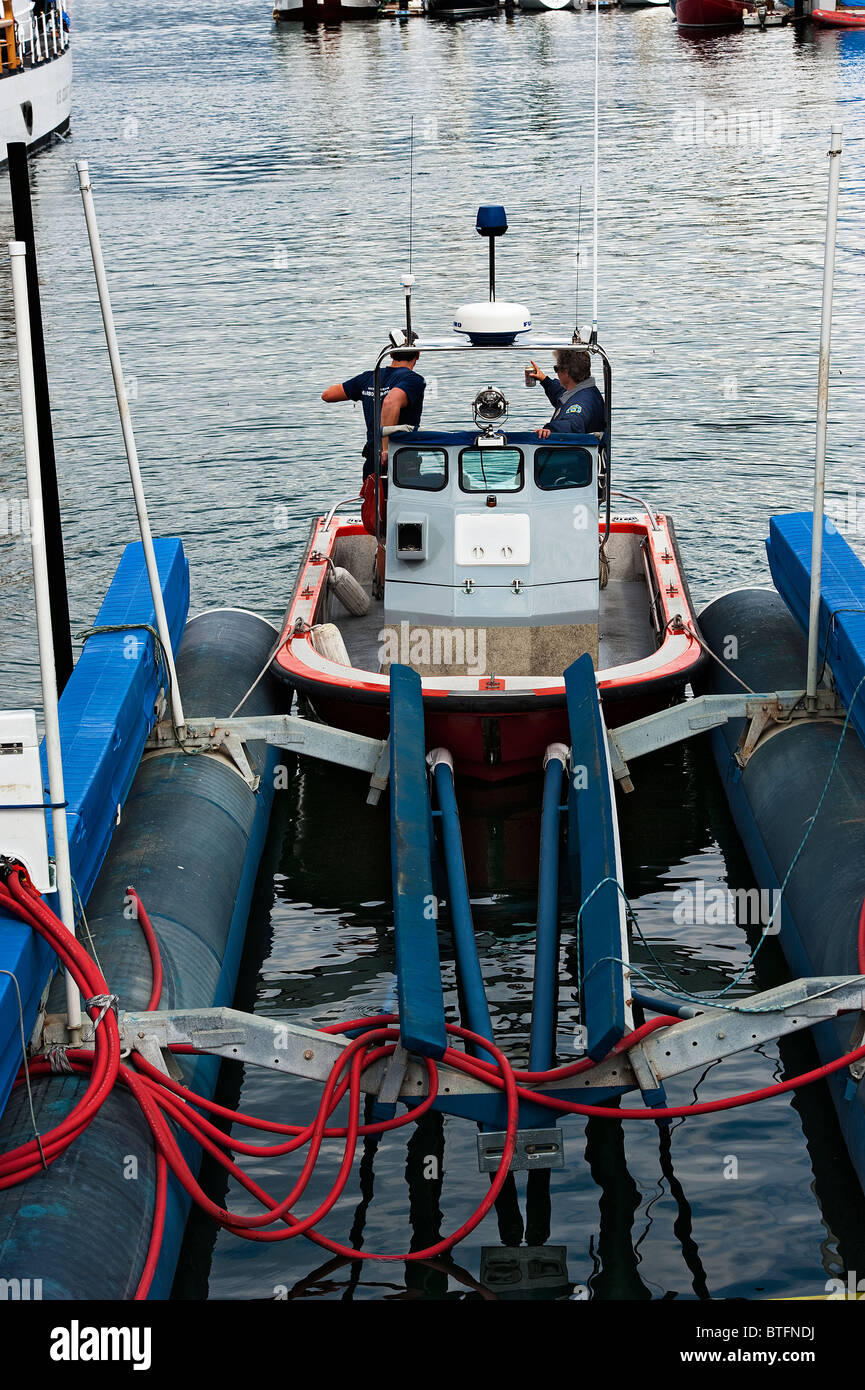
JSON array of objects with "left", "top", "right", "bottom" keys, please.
[
  {"left": 477, "top": 1128, "right": 565, "bottom": 1173},
  {"left": 147, "top": 719, "right": 260, "bottom": 790},
  {"left": 146, "top": 713, "right": 390, "bottom": 802},
  {"left": 848, "top": 1014, "right": 865, "bottom": 1083},
  {"left": 734, "top": 689, "right": 842, "bottom": 768},
  {"left": 606, "top": 689, "right": 844, "bottom": 788},
  {"left": 131, "top": 1031, "right": 184, "bottom": 1080},
  {"left": 376, "top": 1043, "right": 410, "bottom": 1105},
  {"left": 627, "top": 1040, "right": 665, "bottom": 1102}
]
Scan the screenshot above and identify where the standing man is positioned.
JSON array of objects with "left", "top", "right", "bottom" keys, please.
[
  {"left": 321, "top": 347, "right": 425, "bottom": 478},
  {"left": 527, "top": 348, "right": 605, "bottom": 438}
]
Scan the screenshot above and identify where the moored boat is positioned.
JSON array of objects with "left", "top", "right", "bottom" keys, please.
[
  {"left": 519, "top": 0, "right": 571, "bottom": 11},
  {"left": 811, "top": 4, "right": 865, "bottom": 23},
  {"left": 0, "top": 0, "right": 71, "bottom": 155},
  {"left": 272, "top": 208, "right": 704, "bottom": 781},
  {"left": 675, "top": 0, "right": 752, "bottom": 24},
  {"left": 273, "top": 0, "right": 379, "bottom": 19},
  {"left": 426, "top": 0, "right": 500, "bottom": 15}
]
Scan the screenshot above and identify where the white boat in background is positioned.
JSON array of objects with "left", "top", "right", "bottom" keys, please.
[
  {"left": 0, "top": 0, "right": 70, "bottom": 156},
  {"left": 520, "top": 0, "right": 572, "bottom": 12},
  {"left": 273, "top": 0, "right": 379, "bottom": 18}
]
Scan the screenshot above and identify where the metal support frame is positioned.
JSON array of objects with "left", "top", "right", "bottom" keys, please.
[
  {"left": 109, "top": 973, "right": 865, "bottom": 1119},
  {"left": 607, "top": 689, "right": 843, "bottom": 789},
  {"left": 147, "top": 712, "right": 390, "bottom": 804}
]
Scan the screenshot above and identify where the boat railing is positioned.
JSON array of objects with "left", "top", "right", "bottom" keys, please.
[
  {"left": 324, "top": 496, "right": 363, "bottom": 530},
  {"left": 610, "top": 489, "right": 660, "bottom": 531},
  {"left": 1, "top": 2, "right": 68, "bottom": 78}
]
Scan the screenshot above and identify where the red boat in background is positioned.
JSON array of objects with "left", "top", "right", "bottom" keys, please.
[
  {"left": 811, "top": 6, "right": 865, "bottom": 23},
  {"left": 675, "top": 0, "right": 752, "bottom": 25}
]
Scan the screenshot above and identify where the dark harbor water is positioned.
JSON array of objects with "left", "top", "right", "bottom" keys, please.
[{"left": 1, "top": 0, "right": 865, "bottom": 1301}]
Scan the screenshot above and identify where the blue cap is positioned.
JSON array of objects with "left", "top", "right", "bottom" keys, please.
[{"left": 476, "top": 205, "right": 508, "bottom": 237}]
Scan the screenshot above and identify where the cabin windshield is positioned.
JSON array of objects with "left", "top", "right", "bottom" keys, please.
[
  {"left": 534, "top": 445, "right": 594, "bottom": 491},
  {"left": 459, "top": 446, "right": 523, "bottom": 493},
  {"left": 393, "top": 447, "right": 448, "bottom": 491}
]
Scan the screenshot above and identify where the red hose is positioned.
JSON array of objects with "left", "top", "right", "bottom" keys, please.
[
  {"left": 125, "top": 885, "right": 162, "bottom": 1012},
  {"left": 6, "top": 865, "right": 865, "bottom": 1291}
]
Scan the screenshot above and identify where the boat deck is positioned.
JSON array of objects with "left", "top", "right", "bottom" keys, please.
[{"left": 330, "top": 576, "right": 656, "bottom": 675}]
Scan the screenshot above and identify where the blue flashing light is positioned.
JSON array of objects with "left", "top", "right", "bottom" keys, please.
[{"left": 476, "top": 205, "right": 508, "bottom": 238}]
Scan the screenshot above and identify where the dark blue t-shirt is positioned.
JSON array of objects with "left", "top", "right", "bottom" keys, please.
[{"left": 342, "top": 366, "right": 426, "bottom": 475}]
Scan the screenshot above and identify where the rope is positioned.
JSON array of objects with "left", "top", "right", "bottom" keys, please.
[
  {"left": 228, "top": 633, "right": 290, "bottom": 719},
  {"left": 817, "top": 605, "right": 865, "bottom": 686},
  {"left": 46, "top": 1044, "right": 73, "bottom": 1075},
  {"left": 577, "top": 673, "right": 865, "bottom": 1012},
  {"left": 0, "top": 969, "right": 46, "bottom": 1169},
  {"left": 686, "top": 623, "right": 757, "bottom": 695},
  {"left": 82, "top": 992, "right": 118, "bottom": 1042},
  {"left": 71, "top": 874, "right": 103, "bottom": 977},
  {"left": 598, "top": 540, "right": 610, "bottom": 590},
  {"left": 76, "top": 623, "right": 200, "bottom": 753}
]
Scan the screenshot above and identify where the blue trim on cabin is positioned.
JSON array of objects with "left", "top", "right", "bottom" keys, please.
[
  {"left": 0, "top": 540, "right": 189, "bottom": 1121},
  {"left": 396, "top": 430, "right": 600, "bottom": 450}
]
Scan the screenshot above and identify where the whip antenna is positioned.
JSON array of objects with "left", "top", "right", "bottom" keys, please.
[
  {"left": 591, "top": 0, "right": 599, "bottom": 344},
  {"left": 400, "top": 118, "right": 416, "bottom": 344},
  {"left": 574, "top": 185, "right": 582, "bottom": 341}
]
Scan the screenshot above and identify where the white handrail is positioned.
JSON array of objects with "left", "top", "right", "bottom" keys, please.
[
  {"left": 76, "top": 161, "right": 187, "bottom": 738},
  {"left": 805, "top": 127, "right": 843, "bottom": 709}
]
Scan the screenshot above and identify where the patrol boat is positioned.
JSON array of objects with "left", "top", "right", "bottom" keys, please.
[{"left": 273, "top": 207, "right": 704, "bottom": 780}]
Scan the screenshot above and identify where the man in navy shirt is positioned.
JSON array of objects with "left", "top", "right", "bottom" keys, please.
[
  {"left": 321, "top": 349, "right": 425, "bottom": 478},
  {"left": 527, "top": 348, "right": 605, "bottom": 438}
]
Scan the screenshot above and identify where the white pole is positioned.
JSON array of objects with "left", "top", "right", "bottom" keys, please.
[
  {"left": 9, "top": 241, "right": 82, "bottom": 1037},
  {"left": 805, "top": 126, "right": 843, "bottom": 709},
  {"left": 75, "top": 160, "right": 186, "bottom": 737},
  {"left": 591, "top": 0, "right": 599, "bottom": 339}
]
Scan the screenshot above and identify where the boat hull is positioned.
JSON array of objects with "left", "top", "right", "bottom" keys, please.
[
  {"left": 427, "top": 0, "right": 500, "bottom": 14},
  {"left": 676, "top": 0, "right": 750, "bottom": 24},
  {"left": 273, "top": 0, "right": 378, "bottom": 18},
  {"left": 811, "top": 6, "right": 865, "bottom": 22},
  {"left": 273, "top": 512, "right": 705, "bottom": 781},
  {"left": 0, "top": 48, "right": 71, "bottom": 154}
]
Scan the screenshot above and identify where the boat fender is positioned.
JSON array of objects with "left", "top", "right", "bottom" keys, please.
[
  {"left": 311, "top": 622, "right": 352, "bottom": 667},
  {"left": 329, "top": 565, "right": 371, "bottom": 617}
]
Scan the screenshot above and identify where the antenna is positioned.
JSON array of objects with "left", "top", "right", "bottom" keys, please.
[
  {"left": 400, "top": 119, "right": 415, "bottom": 345},
  {"left": 574, "top": 185, "right": 582, "bottom": 342},
  {"left": 591, "top": 0, "right": 599, "bottom": 344}
]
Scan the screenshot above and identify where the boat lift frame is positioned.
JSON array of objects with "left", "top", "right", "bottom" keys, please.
[
  {"left": 134, "top": 661, "right": 852, "bottom": 1165},
  {"left": 145, "top": 683, "right": 843, "bottom": 801},
  {"left": 50, "top": 969, "right": 865, "bottom": 1132}
]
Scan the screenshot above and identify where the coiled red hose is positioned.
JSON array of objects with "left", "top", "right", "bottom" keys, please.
[{"left": 5, "top": 866, "right": 865, "bottom": 1300}]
